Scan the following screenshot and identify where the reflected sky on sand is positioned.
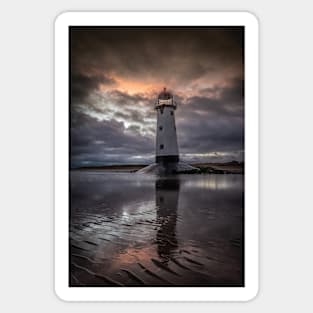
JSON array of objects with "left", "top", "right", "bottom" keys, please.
[{"left": 70, "top": 172, "right": 243, "bottom": 286}]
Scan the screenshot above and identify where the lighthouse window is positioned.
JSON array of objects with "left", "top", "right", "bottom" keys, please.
[
  {"left": 159, "top": 126, "right": 163, "bottom": 131},
  {"left": 171, "top": 111, "right": 173, "bottom": 115},
  {"left": 160, "top": 144, "right": 164, "bottom": 150}
]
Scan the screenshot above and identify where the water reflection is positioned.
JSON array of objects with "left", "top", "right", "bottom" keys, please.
[
  {"left": 70, "top": 172, "right": 243, "bottom": 286},
  {"left": 155, "top": 177, "right": 179, "bottom": 262}
]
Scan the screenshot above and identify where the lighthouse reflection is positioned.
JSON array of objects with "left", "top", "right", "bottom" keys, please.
[{"left": 155, "top": 176, "right": 180, "bottom": 262}]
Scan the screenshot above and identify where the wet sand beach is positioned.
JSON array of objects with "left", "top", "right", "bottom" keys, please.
[{"left": 70, "top": 171, "right": 244, "bottom": 286}]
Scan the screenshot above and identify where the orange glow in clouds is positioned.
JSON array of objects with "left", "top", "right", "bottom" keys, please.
[
  {"left": 97, "top": 71, "right": 232, "bottom": 101},
  {"left": 114, "top": 76, "right": 165, "bottom": 95}
]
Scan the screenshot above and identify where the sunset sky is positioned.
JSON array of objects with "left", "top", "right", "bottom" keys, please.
[{"left": 70, "top": 27, "right": 244, "bottom": 167}]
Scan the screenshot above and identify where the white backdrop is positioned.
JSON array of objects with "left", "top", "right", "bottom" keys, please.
[{"left": 0, "top": 0, "right": 313, "bottom": 312}]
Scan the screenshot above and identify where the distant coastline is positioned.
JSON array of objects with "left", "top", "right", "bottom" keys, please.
[{"left": 71, "top": 161, "right": 244, "bottom": 174}]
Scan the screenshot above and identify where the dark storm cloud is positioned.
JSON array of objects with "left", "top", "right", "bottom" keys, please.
[
  {"left": 71, "top": 27, "right": 243, "bottom": 85},
  {"left": 177, "top": 77, "right": 244, "bottom": 155},
  {"left": 70, "top": 27, "right": 244, "bottom": 166},
  {"left": 71, "top": 72, "right": 116, "bottom": 104},
  {"left": 182, "top": 78, "right": 244, "bottom": 118},
  {"left": 71, "top": 110, "right": 154, "bottom": 167}
]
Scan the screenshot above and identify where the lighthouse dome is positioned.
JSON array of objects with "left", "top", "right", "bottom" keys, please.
[
  {"left": 156, "top": 87, "right": 176, "bottom": 109},
  {"left": 158, "top": 88, "right": 173, "bottom": 100}
]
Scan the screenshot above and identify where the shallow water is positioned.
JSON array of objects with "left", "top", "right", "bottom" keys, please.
[{"left": 70, "top": 171, "right": 244, "bottom": 286}]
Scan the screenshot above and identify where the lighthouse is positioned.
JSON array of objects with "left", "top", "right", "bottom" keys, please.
[
  {"left": 137, "top": 87, "right": 199, "bottom": 174},
  {"left": 155, "top": 88, "right": 179, "bottom": 164}
]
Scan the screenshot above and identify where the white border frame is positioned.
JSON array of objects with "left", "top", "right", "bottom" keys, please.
[{"left": 55, "top": 11, "right": 259, "bottom": 302}]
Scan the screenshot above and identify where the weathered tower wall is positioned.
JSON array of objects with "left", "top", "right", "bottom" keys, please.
[{"left": 155, "top": 103, "right": 179, "bottom": 163}]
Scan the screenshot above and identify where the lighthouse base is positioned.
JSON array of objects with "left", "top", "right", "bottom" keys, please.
[
  {"left": 155, "top": 155, "right": 179, "bottom": 163},
  {"left": 137, "top": 161, "right": 200, "bottom": 175}
]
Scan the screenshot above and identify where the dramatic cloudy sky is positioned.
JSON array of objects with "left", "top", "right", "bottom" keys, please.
[{"left": 70, "top": 27, "right": 244, "bottom": 168}]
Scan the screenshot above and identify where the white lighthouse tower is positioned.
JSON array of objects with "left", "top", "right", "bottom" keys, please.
[
  {"left": 137, "top": 87, "right": 199, "bottom": 174},
  {"left": 155, "top": 88, "right": 179, "bottom": 164}
]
